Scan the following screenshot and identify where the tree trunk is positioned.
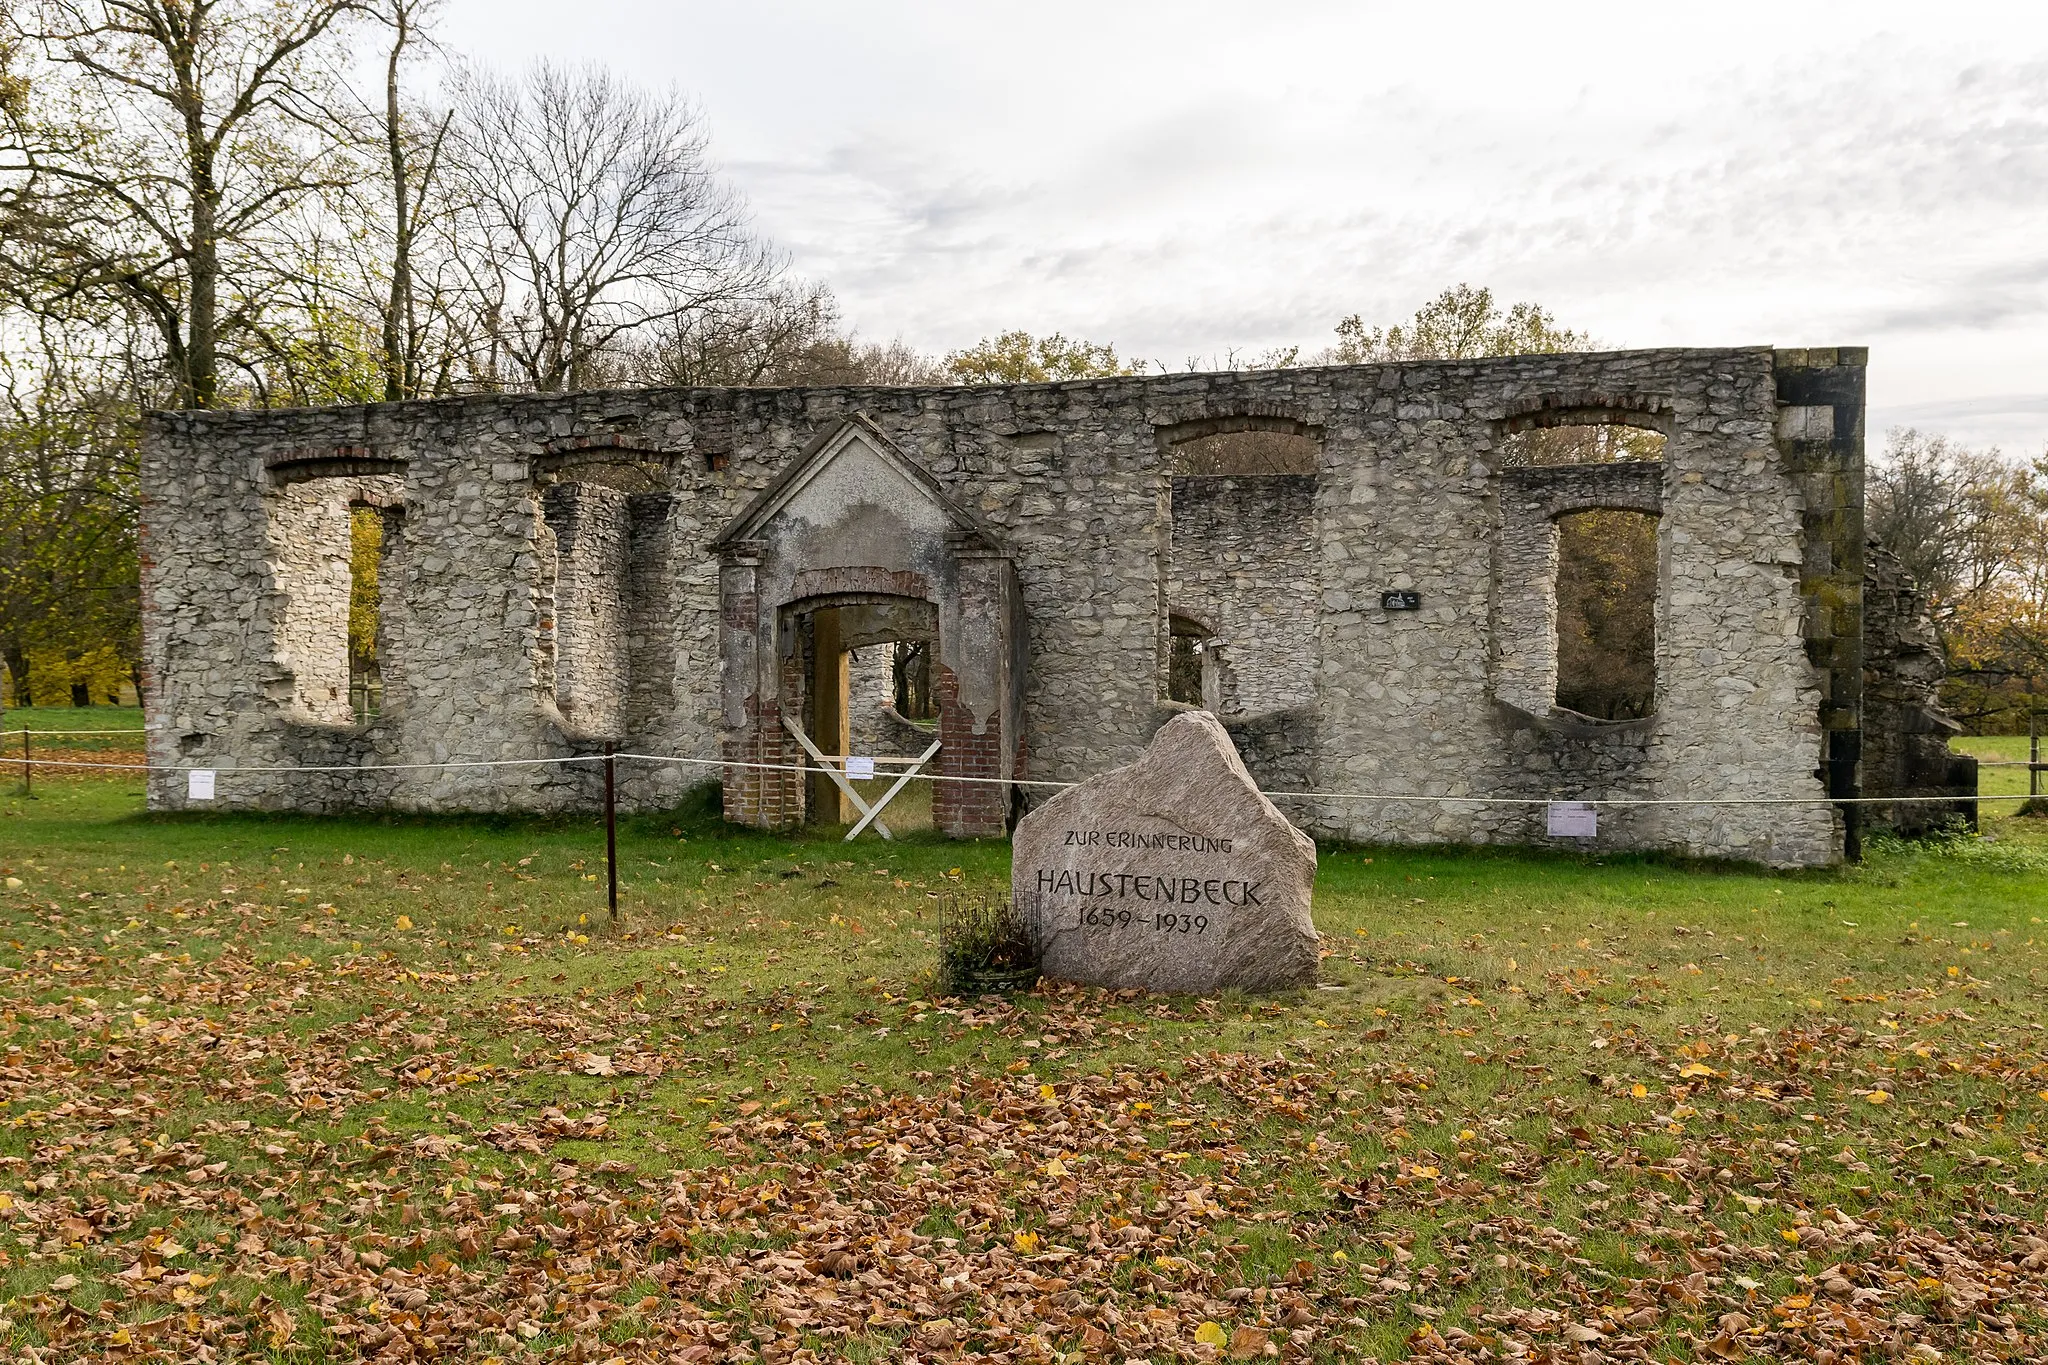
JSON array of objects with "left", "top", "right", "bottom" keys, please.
[
  {"left": 2, "top": 644, "right": 28, "bottom": 708},
  {"left": 382, "top": 5, "right": 415, "bottom": 402},
  {"left": 178, "top": 6, "right": 220, "bottom": 410},
  {"left": 186, "top": 162, "right": 220, "bottom": 408}
]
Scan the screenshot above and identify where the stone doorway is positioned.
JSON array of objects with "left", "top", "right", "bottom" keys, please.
[{"left": 712, "top": 416, "right": 1026, "bottom": 838}]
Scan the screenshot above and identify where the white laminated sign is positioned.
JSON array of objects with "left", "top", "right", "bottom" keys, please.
[
  {"left": 844, "top": 756, "right": 876, "bottom": 781},
  {"left": 1546, "top": 801, "right": 1596, "bottom": 838},
  {"left": 187, "top": 769, "right": 216, "bottom": 801}
]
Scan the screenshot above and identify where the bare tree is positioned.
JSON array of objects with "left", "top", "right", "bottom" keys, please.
[
  {"left": 1869, "top": 428, "right": 2035, "bottom": 638},
  {"left": 253, "top": 0, "right": 472, "bottom": 407},
  {"left": 1170, "top": 430, "right": 1319, "bottom": 475},
  {"left": 442, "top": 60, "right": 775, "bottom": 393},
  {"left": 0, "top": 0, "right": 368, "bottom": 408},
  {"left": 629, "top": 278, "right": 945, "bottom": 389}
]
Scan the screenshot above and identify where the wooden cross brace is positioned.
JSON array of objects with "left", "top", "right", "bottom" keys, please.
[{"left": 781, "top": 714, "right": 942, "bottom": 841}]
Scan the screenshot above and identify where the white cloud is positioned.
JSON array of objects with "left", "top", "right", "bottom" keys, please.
[
  {"left": 1871, "top": 395, "right": 2048, "bottom": 458},
  {"left": 438, "top": 0, "right": 2048, "bottom": 449}
]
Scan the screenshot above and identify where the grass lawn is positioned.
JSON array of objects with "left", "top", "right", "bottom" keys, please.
[
  {"left": 0, "top": 761, "right": 2045, "bottom": 1362},
  {"left": 1955, "top": 737, "right": 2044, "bottom": 807},
  {"left": 2, "top": 705, "right": 148, "bottom": 737},
  {"left": 1, "top": 708, "right": 150, "bottom": 786}
]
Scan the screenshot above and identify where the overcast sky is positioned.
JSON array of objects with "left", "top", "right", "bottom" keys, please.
[{"left": 439, "top": 1, "right": 2048, "bottom": 455}]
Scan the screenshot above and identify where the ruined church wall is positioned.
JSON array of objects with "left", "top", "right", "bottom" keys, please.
[
  {"left": 1297, "top": 348, "right": 1841, "bottom": 866},
  {"left": 1862, "top": 539, "right": 1976, "bottom": 832},
  {"left": 145, "top": 396, "right": 767, "bottom": 814},
  {"left": 142, "top": 406, "right": 609, "bottom": 813},
  {"left": 542, "top": 481, "right": 631, "bottom": 737},
  {"left": 846, "top": 648, "right": 935, "bottom": 759},
  {"left": 141, "top": 346, "right": 1856, "bottom": 865},
  {"left": 1167, "top": 475, "right": 1320, "bottom": 716}
]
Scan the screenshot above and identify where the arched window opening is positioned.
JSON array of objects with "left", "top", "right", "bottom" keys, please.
[
  {"left": 1554, "top": 509, "right": 1658, "bottom": 720},
  {"left": 1170, "top": 430, "right": 1319, "bottom": 475},
  {"left": 348, "top": 505, "right": 386, "bottom": 722},
  {"left": 1168, "top": 614, "right": 1215, "bottom": 708},
  {"left": 1501, "top": 421, "right": 1665, "bottom": 468},
  {"left": 1159, "top": 417, "right": 1320, "bottom": 718}
]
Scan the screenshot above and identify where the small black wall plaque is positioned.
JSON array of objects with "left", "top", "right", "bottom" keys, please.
[{"left": 1380, "top": 590, "right": 1422, "bottom": 611}]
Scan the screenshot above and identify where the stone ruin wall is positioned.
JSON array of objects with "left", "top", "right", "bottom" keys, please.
[
  {"left": 539, "top": 481, "right": 632, "bottom": 737},
  {"left": 1862, "top": 540, "right": 1978, "bottom": 832},
  {"left": 1164, "top": 473, "right": 1321, "bottom": 801},
  {"left": 845, "top": 648, "right": 895, "bottom": 756},
  {"left": 845, "top": 648, "right": 936, "bottom": 759},
  {"left": 1167, "top": 474, "right": 1320, "bottom": 717},
  {"left": 141, "top": 346, "right": 1899, "bottom": 866}
]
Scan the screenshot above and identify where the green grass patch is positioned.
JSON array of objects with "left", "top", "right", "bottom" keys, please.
[
  {"left": 1956, "top": 734, "right": 2047, "bottom": 809},
  {"left": 0, "top": 771, "right": 2042, "bottom": 1361}
]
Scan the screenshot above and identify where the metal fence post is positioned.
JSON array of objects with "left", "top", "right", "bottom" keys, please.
[{"left": 603, "top": 742, "right": 619, "bottom": 924}]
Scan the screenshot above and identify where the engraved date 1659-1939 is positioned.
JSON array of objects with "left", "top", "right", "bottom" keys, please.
[{"left": 1070, "top": 906, "right": 1209, "bottom": 934}]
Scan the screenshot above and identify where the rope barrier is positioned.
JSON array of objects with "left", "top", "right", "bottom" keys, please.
[
  {"left": 19, "top": 753, "right": 604, "bottom": 775},
  {"left": 9, "top": 747, "right": 2015, "bottom": 806},
  {"left": 0, "top": 727, "right": 154, "bottom": 737},
  {"left": 619, "top": 752, "right": 2001, "bottom": 807}
]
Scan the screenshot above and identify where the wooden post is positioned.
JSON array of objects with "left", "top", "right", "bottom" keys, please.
[
  {"left": 2032, "top": 710, "right": 2041, "bottom": 799},
  {"left": 808, "top": 607, "right": 851, "bottom": 823},
  {"left": 603, "top": 742, "right": 618, "bottom": 924}
]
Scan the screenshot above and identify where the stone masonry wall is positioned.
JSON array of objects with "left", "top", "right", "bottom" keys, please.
[
  {"left": 140, "top": 346, "right": 1864, "bottom": 865},
  {"left": 1863, "top": 539, "right": 1977, "bottom": 832},
  {"left": 846, "top": 647, "right": 934, "bottom": 759},
  {"left": 269, "top": 482, "right": 358, "bottom": 726},
  {"left": 1168, "top": 475, "right": 1319, "bottom": 716},
  {"left": 542, "top": 481, "right": 630, "bottom": 738}
]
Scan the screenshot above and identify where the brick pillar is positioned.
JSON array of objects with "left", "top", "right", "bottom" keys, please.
[
  {"left": 934, "top": 543, "right": 1019, "bottom": 837},
  {"left": 719, "top": 542, "right": 802, "bottom": 829}
]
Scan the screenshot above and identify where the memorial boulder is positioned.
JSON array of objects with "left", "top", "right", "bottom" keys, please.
[{"left": 1012, "top": 711, "right": 1318, "bottom": 993}]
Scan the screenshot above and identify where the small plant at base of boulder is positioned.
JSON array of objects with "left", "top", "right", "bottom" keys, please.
[{"left": 938, "top": 893, "right": 1043, "bottom": 995}]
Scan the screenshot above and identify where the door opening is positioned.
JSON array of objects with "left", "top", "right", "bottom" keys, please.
[{"left": 788, "top": 594, "right": 942, "bottom": 830}]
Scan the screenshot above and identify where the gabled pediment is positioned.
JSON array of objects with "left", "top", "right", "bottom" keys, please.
[{"left": 711, "top": 414, "right": 1000, "bottom": 552}]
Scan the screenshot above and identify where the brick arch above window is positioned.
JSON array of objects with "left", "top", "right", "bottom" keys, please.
[
  {"left": 1153, "top": 412, "right": 1324, "bottom": 448},
  {"left": 1499, "top": 392, "right": 1674, "bottom": 437},
  {"left": 536, "top": 436, "right": 677, "bottom": 492},
  {"left": 1156, "top": 414, "right": 1323, "bottom": 476},
  {"left": 265, "top": 446, "right": 407, "bottom": 490}
]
